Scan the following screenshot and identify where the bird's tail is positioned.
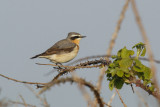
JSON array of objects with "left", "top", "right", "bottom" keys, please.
[{"left": 30, "top": 54, "right": 42, "bottom": 59}]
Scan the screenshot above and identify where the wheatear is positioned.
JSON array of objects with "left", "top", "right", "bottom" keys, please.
[{"left": 31, "top": 32, "right": 86, "bottom": 64}]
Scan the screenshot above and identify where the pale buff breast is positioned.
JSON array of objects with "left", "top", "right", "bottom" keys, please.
[{"left": 48, "top": 46, "right": 79, "bottom": 63}]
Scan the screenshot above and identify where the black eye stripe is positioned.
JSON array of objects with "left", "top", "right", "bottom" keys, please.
[{"left": 71, "top": 36, "right": 79, "bottom": 40}]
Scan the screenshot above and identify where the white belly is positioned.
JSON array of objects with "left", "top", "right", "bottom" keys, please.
[{"left": 48, "top": 46, "right": 79, "bottom": 63}]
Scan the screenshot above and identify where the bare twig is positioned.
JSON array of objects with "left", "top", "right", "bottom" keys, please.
[
  {"left": 106, "top": 0, "right": 130, "bottom": 58},
  {"left": 9, "top": 100, "right": 36, "bottom": 107},
  {"left": 67, "top": 55, "right": 112, "bottom": 66},
  {"left": 0, "top": 74, "right": 46, "bottom": 85},
  {"left": 95, "top": 1, "right": 130, "bottom": 106},
  {"left": 25, "top": 85, "right": 49, "bottom": 107},
  {"left": 97, "top": 0, "right": 130, "bottom": 90},
  {"left": 37, "top": 58, "right": 110, "bottom": 69},
  {"left": 131, "top": 0, "right": 159, "bottom": 100},
  {"left": 115, "top": 89, "right": 127, "bottom": 107},
  {"left": 19, "top": 95, "right": 27, "bottom": 107},
  {"left": 107, "top": 91, "right": 116, "bottom": 107},
  {"left": 0, "top": 99, "right": 9, "bottom": 107}
]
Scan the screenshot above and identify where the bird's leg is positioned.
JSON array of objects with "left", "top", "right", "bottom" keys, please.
[
  {"left": 53, "top": 62, "right": 63, "bottom": 70},
  {"left": 56, "top": 62, "right": 62, "bottom": 66}
]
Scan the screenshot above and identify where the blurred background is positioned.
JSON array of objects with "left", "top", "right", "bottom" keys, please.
[{"left": 0, "top": 0, "right": 160, "bottom": 107}]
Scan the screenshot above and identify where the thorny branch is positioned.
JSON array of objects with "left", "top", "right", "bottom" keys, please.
[
  {"left": 38, "top": 77, "right": 105, "bottom": 107},
  {"left": 0, "top": 59, "right": 110, "bottom": 87},
  {"left": 36, "top": 59, "right": 111, "bottom": 88},
  {"left": 129, "top": 77, "right": 160, "bottom": 101}
]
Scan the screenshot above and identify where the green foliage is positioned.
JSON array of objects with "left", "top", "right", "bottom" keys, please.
[
  {"left": 106, "top": 42, "right": 154, "bottom": 92},
  {"left": 132, "top": 42, "right": 146, "bottom": 58}
]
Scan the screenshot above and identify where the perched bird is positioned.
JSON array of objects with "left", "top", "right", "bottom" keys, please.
[{"left": 31, "top": 32, "right": 86, "bottom": 64}]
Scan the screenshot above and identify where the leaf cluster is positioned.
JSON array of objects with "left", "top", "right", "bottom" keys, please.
[{"left": 106, "top": 42, "right": 154, "bottom": 91}]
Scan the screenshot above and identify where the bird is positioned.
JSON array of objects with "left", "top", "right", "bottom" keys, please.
[{"left": 31, "top": 32, "right": 86, "bottom": 65}]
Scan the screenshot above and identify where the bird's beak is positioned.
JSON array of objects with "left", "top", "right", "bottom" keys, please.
[{"left": 80, "top": 36, "right": 86, "bottom": 38}]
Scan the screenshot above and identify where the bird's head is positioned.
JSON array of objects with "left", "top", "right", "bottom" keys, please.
[{"left": 67, "top": 32, "right": 86, "bottom": 45}]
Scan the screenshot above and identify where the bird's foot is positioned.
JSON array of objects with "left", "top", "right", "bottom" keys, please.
[{"left": 53, "top": 62, "right": 64, "bottom": 70}]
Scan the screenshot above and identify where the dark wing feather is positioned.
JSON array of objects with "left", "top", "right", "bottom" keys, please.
[{"left": 40, "top": 39, "right": 76, "bottom": 56}]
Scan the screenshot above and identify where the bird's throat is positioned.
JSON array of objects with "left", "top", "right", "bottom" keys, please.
[{"left": 72, "top": 39, "right": 80, "bottom": 45}]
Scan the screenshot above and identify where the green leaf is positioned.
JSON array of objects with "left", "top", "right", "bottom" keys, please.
[
  {"left": 141, "top": 47, "right": 146, "bottom": 56},
  {"left": 128, "top": 50, "right": 134, "bottom": 56},
  {"left": 137, "top": 72, "right": 144, "bottom": 80},
  {"left": 132, "top": 42, "right": 145, "bottom": 50},
  {"left": 120, "top": 68, "right": 129, "bottom": 73},
  {"left": 149, "top": 85, "right": 155, "bottom": 92},
  {"left": 117, "top": 49, "right": 122, "bottom": 57},
  {"left": 112, "top": 55, "right": 118, "bottom": 59},
  {"left": 114, "top": 79, "right": 124, "bottom": 89},
  {"left": 144, "top": 67, "right": 151, "bottom": 80},
  {"left": 109, "top": 80, "right": 114, "bottom": 91},
  {"left": 133, "top": 65, "right": 143, "bottom": 72},
  {"left": 117, "top": 70, "right": 124, "bottom": 77},
  {"left": 134, "top": 59, "right": 141, "bottom": 65},
  {"left": 113, "top": 60, "right": 120, "bottom": 66},
  {"left": 124, "top": 78, "right": 130, "bottom": 84},
  {"left": 143, "top": 80, "right": 148, "bottom": 86},
  {"left": 109, "top": 63, "right": 116, "bottom": 68},
  {"left": 119, "top": 58, "right": 133, "bottom": 68},
  {"left": 143, "top": 80, "right": 152, "bottom": 86},
  {"left": 121, "top": 47, "right": 130, "bottom": 58},
  {"left": 125, "top": 73, "right": 130, "bottom": 77},
  {"left": 133, "top": 59, "right": 146, "bottom": 72},
  {"left": 132, "top": 42, "right": 145, "bottom": 58},
  {"left": 106, "top": 69, "right": 110, "bottom": 73},
  {"left": 110, "top": 69, "right": 117, "bottom": 77}
]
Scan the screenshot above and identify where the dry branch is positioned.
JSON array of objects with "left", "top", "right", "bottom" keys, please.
[
  {"left": 26, "top": 85, "right": 49, "bottom": 107},
  {"left": 115, "top": 89, "right": 127, "bottom": 107},
  {"left": 9, "top": 101, "right": 36, "bottom": 107},
  {"left": 0, "top": 74, "right": 46, "bottom": 85},
  {"left": 96, "top": 0, "right": 130, "bottom": 93},
  {"left": 38, "top": 77, "right": 104, "bottom": 107},
  {"left": 129, "top": 77, "right": 160, "bottom": 100},
  {"left": 19, "top": 95, "right": 27, "bottom": 107},
  {"left": 107, "top": 92, "right": 116, "bottom": 106}
]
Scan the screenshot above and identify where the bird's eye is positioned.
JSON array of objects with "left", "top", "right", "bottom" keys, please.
[{"left": 71, "top": 36, "right": 79, "bottom": 40}]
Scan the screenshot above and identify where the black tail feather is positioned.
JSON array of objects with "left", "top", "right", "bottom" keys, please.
[{"left": 30, "top": 54, "right": 41, "bottom": 59}]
